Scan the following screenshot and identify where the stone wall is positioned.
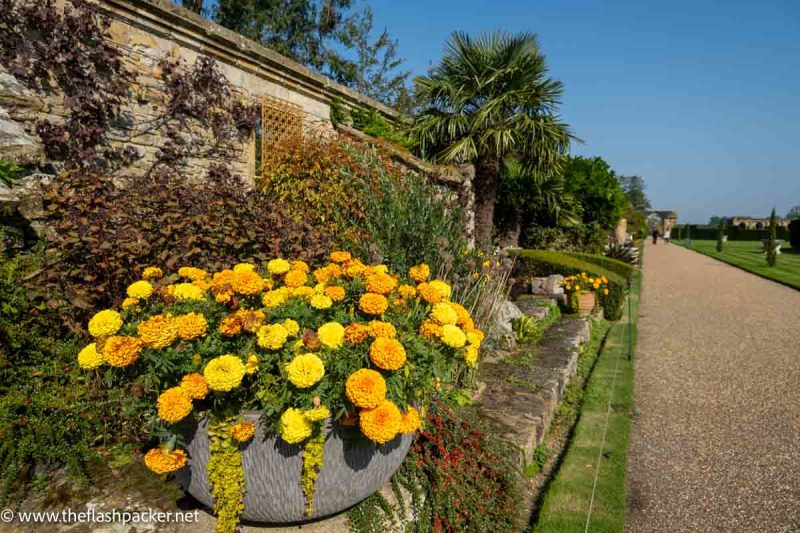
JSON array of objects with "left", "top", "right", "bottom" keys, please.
[{"left": 0, "top": 0, "right": 401, "bottom": 184}]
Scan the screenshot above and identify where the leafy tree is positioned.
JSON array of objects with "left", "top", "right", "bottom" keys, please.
[
  {"left": 411, "top": 31, "right": 572, "bottom": 245},
  {"left": 785, "top": 206, "right": 800, "bottom": 220},
  {"left": 708, "top": 215, "right": 724, "bottom": 226},
  {"left": 618, "top": 175, "right": 650, "bottom": 212},
  {"left": 716, "top": 218, "right": 725, "bottom": 252},
  {"left": 562, "top": 156, "right": 627, "bottom": 231},
  {"left": 767, "top": 208, "right": 777, "bottom": 267},
  {"left": 211, "top": 0, "right": 408, "bottom": 106}
]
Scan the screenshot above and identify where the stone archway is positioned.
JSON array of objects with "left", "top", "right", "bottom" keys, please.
[{"left": 646, "top": 210, "right": 678, "bottom": 236}]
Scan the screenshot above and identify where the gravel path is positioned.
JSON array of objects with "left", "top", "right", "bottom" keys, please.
[{"left": 627, "top": 242, "right": 800, "bottom": 532}]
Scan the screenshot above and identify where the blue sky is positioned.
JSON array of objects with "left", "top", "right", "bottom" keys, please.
[{"left": 365, "top": 0, "right": 800, "bottom": 223}]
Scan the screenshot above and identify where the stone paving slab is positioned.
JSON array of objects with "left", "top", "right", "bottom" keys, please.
[{"left": 627, "top": 242, "right": 800, "bottom": 532}]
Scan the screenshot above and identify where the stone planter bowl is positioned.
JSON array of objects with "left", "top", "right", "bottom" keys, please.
[{"left": 176, "top": 413, "right": 413, "bottom": 524}]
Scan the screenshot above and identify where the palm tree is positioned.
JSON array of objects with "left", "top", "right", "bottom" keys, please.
[{"left": 411, "top": 31, "right": 572, "bottom": 245}]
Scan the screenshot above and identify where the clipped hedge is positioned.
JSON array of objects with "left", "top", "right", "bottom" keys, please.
[
  {"left": 674, "top": 224, "right": 789, "bottom": 241},
  {"left": 561, "top": 252, "right": 635, "bottom": 281},
  {"left": 511, "top": 250, "right": 629, "bottom": 321},
  {"left": 790, "top": 219, "right": 800, "bottom": 250}
]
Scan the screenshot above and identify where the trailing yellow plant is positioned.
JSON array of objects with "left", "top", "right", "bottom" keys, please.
[
  {"left": 207, "top": 420, "right": 246, "bottom": 533},
  {"left": 301, "top": 430, "right": 326, "bottom": 516}
]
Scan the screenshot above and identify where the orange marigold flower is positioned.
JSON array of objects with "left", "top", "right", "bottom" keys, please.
[
  {"left": 313, "top": 263, "right": 343, "bottom": 284},
  {"left": 180, "top": 373, "right": 209, "bottom": 400},
  {"left": 219, "top": 314, "right": 243, "bottom": 336},
  {"left": 365, "top": 272, "right": 397, "bottom": 295},
  {"left": 238, "top": 309, "right": 265, "bottom": 333},
  {"left": 399, "top": 406, "right": 421, "bottom": 433},
  {"left": 138, "top": 314, "right": 179, "bottom": 349},
  {"left": 284, "top": 269, "right": 308, "bottom": 288},
  {"left": 344, "top": 323, "right": 369, "bottom": 344},
  {"left": 369, "top": 337, "right": 406, "bottom": 370},
  {"left": 345, "top": 368, "right": 387, "bottom": 408},
  {"left": 210, "top": 269, "right": 235, "bottom": 296},
  {"left": 343, "top": 259, "right": 368, "bottom": 278},
  {"left": 232, "top": 269, "right": 264, "bottom": 295},
  {"left": 178, "top": 266, "right": 209, "bottom": 281},
  {"left": 408, "top": 264, "right": 430, "bottom": 283},
  {"left": 230, "top": 421, "right": 256, "bottom": 443},
  {"left": 367, "top": 320, "right": 396, "bottom": 338},
  {"left": 176, "top": 312, "right": 208, "bottom": 341},
  {"left": 416, "top": 282, "right": 442, "bottom": 305},
  {"left": 157, "top": 387, "right": 193, "bottom": 424},
  {"left": 324, "top": 285, "right": 346, "bottom": 302},
  {"left": 359, "top": 400, "right": 402, "bottom": 444},
  {"left": 330, "top": 251, "right": 352, "bottom": 263},
  {"left": 291, "top": 260, "right": 310, "bottom": 273},
  {"left": 359, "top": 293, "right": 388, "bottom": 315},
  {"left": 103, "top": 336, "right": 143, "bottom": 367},
  {"left": 144, "top": 447, "right": 187, "bottom": 474},
  {"left": 448, "top": 302, "right": 472, "bottom": 327},
  {"left": 419, "top": 319, "right": 443, "bottom": 339}
]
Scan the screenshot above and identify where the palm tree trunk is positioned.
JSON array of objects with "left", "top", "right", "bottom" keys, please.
[{"left": 474, "top": 156, "right": 500, "bottom": 245}]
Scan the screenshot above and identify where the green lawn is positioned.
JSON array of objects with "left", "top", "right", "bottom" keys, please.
[
  {"left": 678, "top": 240, "right": 800, "bottom": 290},
  {"left": 530, "top": 272, "right": 640, "bottom": 532}
]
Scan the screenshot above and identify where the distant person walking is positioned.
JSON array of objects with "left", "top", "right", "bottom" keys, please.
[
  {"left": 664, "top": 227, "right": 671, "bottom": 245},
  {"left": 652, "top": 229, "right": 659, "bottom": 245}
]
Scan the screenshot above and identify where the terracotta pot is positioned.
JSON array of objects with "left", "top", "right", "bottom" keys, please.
[
  {"left": 576, "top": 292, "right": 596, "bottom": 316},
  {"left": 176, "top": 413, "right": 412, "bottom": 524}
]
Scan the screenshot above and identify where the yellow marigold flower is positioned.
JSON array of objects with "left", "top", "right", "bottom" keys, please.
[
  {"left": 304, "top": 405, "right": 330, "bottom": 422},
  {"left": 291, "top": 260, "right": 310, "bottom": 273},
  {"left": 330, "top": 251, "right": 352, "bottom": 263},
  {"left": 180, "top": 373, "right": 209, "bottom": 400},
  {"left": 286, "top": 353, "right": 325, "bottom": 389},
  {"left": 293, "top": 286, "right": 315, "bottom": 300},
  {"left": 416, "top": 282, "right": 442, "bottom": 305},
  {"left": 345, "top": 369, "right": 387, "bottom": 408},
  {"left": 344, "top": 323, "right": 369, "bottom": 344},
  {"left": 192, "top": 280, "right": 210, "bottom": 291},
  {"left": 398, "top": 284, "right": 417, "bottom": 299},
  {"left": 262, "top": 290, "right": 287, "bottom": 309},
  {"left": 178, "top": 266, "right": 209, "bottom": 281},
  {"left": 465, "top": 344, "right": 479, "bottom": 367},
  {"left": 282, "top": 319, "right": 300, "bottom": 337},
  {"left": 138, "top": 314, "right": 178, "bottom": 349},
  {"left": 431, "top": 302, "right": 458, "bottom": 325},
  {"left": 232, "top": 270, "right": 264, "bottom": 296},
  {"left": 204, "top": 354, "right": 246, "bottom": 392},
  {"left": 78, "top": 343, "right": 103, "bottom": 369},
  {"left": 371, "top": 265, "right": 389, "bottom": 275},
  {"left": 317, "top": 322, "right": 345, "bottom": 349},
  {"left": 429, "top": 280, "right": 451, "bottom": 300},
  {"left": 157, "top": 387, "right": 192, "bottom": 424},
  {"left": 280, "top": 407, "right": 313, "bottom": 444},
  {"left": 176, "top": 312, "right": 207, "bottom": 341},
  {"left": 603, "top": 288, "right": 609, "bottom": 296},
  {"left": 359, "top": 400, "right": 401, "bottom": 444},
  {"left": 121, "top": 297, "right": 139, "bottom": 310},
  {"left": 367, "top": 320, "right": 396, "bottom": 338},
  {"left": 284, "top": 269, "right": 308, "bottom": 288},
  {"left": 233, "top": 263, "right": 255, "bottom": 273},
  {"left": 408, "top": 264, "right": 430, "bottom": 283},
  {"left": 441, "top": 324, "right": 467, "bottom": 348},
  {"left": 310, "top": 294, "right": 333, "bottom": 310},
  {"left": 174, "top": 283, "right": 205, "bottom": 301},
  {"left": 419, "top": 319, "right": 443, "bottom": 339},
  {"left": 88, "top": 309, "right": 123, "bottom": 338},
  {"left": 366, "top": 273, "right": 397, "bottom": 295},
  {"left": 465, "top": 327, "right": 485, "bottom": 344},
  {"left": 359, "top": 293, "right": 388, "bottom": 315},
  {"left": 103, "top": 336, "right": 142, "bottom": 367},
  {"left": 369, "top": 337, "right": 406, "bottom": 370},
  {"left": 268, "top": 258, "right": 291, "bottom": 275},
  {"left": 230, "top": 421, "right": 256, "bottom": 443},
  {"left": 245, "top": 354, "right": 259, "bottom": 375},
  {"left": 144, "top": 447, "right": 187, "bottom": 475},
  {"left": 142, "top": 266, "right": 163, "bottom": 280},
  {"left": 313, "top": 283, "right": 326, "bottom": 294},
  {"left": 257, "top": 324, "right": 289, "bottom": 350},
  {"left": 324, "top": 285, "right": 346, "bottom": 302},
  {"left": 343, "top": 259, "right": 368, "bottom": 278},
  {"left": 448, "top": 302, "right": 472, "bottom": 327},
  {"left": 127, "top": 280, "right": 153, "bottom": 300},
  {"left": 399, "top": 406, "right": 421, "bottom": 434}
]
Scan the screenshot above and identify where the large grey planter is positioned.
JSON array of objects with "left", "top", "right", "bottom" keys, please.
[{"left": 176, "top": 413, "right": 413, "bottom": 524}]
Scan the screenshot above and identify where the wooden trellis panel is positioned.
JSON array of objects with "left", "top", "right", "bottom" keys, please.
[{"left": 261, "top": 95, "right": 302, "bottom": 156}]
